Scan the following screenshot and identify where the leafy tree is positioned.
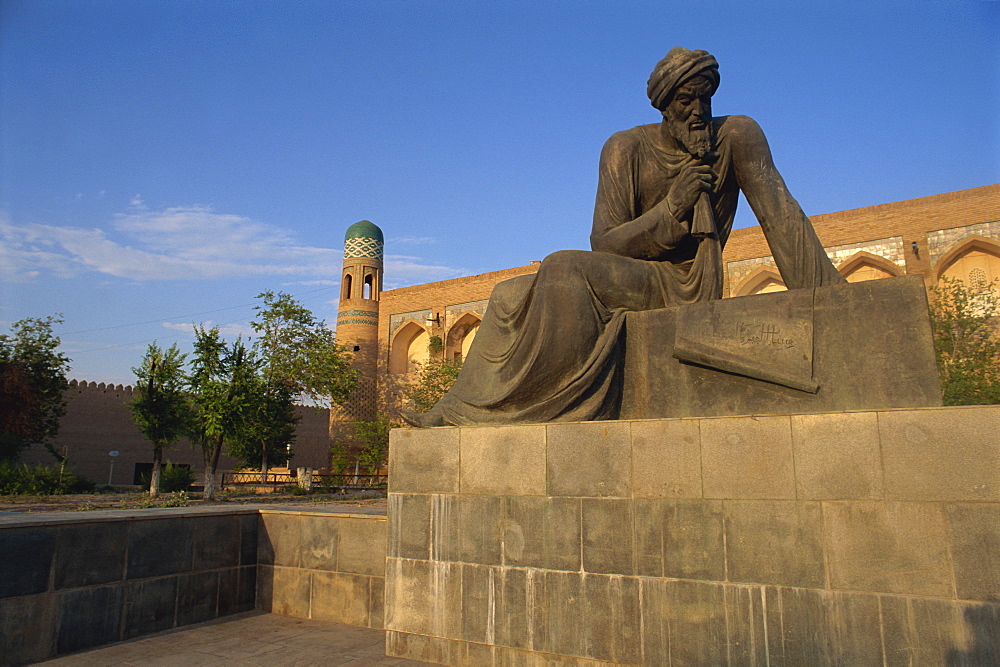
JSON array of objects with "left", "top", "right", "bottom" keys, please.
[
  {"left": 403, "top": 358, "right": 462, "bottom": 412},
  {"left": 188, "top": 326, "right": 256, "bottom": 500},
  {"left": 242, "top": 291, "right": 357, "bottom": 479},
  {"left": 930, "top": 277, "right": 1000, "bottom": 405},
  {"left": 354, "top": 414, "right": 396, "bottom": 474},
  {"left": 251, "top": 291, "right": 358, "bottom": 406},
  {"left": 130, "top": 343, "right": 190, "bottom": 497},
  {"left": 0, "top": 315, "right": 71, "bottom": 462},
  {"left": 227, "top": 373, "right": 298, "bottom": 481}
]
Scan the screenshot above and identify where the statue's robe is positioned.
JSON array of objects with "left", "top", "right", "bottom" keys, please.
[{"left": 417, "top": 115, "right": 843, "bottom": 425}]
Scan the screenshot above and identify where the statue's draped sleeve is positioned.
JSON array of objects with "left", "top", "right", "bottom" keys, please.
[{"left": 590, "top": 130, "right": 690, "bottom": 260}]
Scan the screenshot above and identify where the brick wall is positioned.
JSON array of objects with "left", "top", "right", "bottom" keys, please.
[{"left": 19, "top": 381, "right": 331, "bottom": 485}]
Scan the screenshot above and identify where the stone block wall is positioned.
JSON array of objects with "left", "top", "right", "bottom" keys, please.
[
  {"left": 256, "top": 509, "right": 386, "bottom": 630},
  {"left": 384, "top": 406, "right": 1000, "bottom": 665},
  {"left": 0, "top": 507, "right": 258, "bottom": 664}
]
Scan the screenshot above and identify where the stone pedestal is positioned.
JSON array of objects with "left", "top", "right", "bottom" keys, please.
[
  {"left": 385, "top": 406, "right": 1000, "bottom": 665},
  {"left": 622, "top": 275, "right": 942, "bottom": 419}
]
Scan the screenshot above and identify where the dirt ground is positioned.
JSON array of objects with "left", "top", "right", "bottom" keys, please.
[{"left": 0, "top": 489, "right": 388, "bottom": 513}]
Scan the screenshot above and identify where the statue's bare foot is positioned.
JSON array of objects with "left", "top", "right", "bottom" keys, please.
[{"left": 399, "top": 409, "right": 446, "bottom": 428}]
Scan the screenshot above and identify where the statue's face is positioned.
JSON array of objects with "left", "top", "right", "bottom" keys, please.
[
  {"left": 662, "top": 75, "right": 714, "bottom": 130},
  {"left": 661, "top": 75, "right": 715, "bottom": 158}
]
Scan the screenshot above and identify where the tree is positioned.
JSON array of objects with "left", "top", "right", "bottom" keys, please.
[
  {"left": 403, "top": 358, "right": 462, "bottom": 413},
  {"left": 130, "top": 343, "right": 190, "bottom": 497},
  {"left": 354, "top": 414, "right": 396, "bottom": 474},
  {"left": 930, "top": 277, "right": 1000, "bottom": 405},
  {"left": 250, "top": 291, "right": 358, "bottom": 406},
  {"left": 226, "top": 373, "right": 298, "bottom": 481},
  {"left": 188, "top": 326, "right": 256, "bottom": 500},
  {"left": 245, "top": 291, "right": 358, "bottom": 479},
  {"left": 0, "top": 315, "right": 70, "bottom": 462}
]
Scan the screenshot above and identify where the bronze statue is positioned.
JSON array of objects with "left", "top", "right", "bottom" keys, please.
[{"left": 401, "top": 47, "right": 845, "bottom": 427}]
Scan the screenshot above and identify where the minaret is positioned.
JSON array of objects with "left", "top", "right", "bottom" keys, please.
[{"left": 330, "top": 220, "right": 384, "bottom": 460}]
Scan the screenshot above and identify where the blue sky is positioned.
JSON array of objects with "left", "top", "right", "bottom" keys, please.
[{"left": 2, "top": 0, "right": 997, "bottom": 385}]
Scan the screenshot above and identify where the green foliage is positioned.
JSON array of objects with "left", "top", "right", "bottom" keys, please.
[
  {"left": 131, "top": 342, "right": 191, "bottom": 496},
  {"left": 0, "top": 315, "right": 71, "bottom": 462},
  {"left": 427, "top": 335, "right": 443, "bottom": 355},
  {"left": 403, "top": 359, "right": 463, "bottom": 412},
  {"left": 250, "top": 291, "right": 359, "bottom": 407},
  {"left": 131, "top": 343, "right": 190, "bottom": 449},
  {"left": 188, "top": 327, "right": 257, "bottom": 499},
  {"left": 329, "top": 440, "right": 351, "bottom": 475},
  {"left": 139, "top": 462, "right": 194, "bottom": 493},
  {"left": 161, "top": 490, "right": 190, "bottom": 507},
  {"left": 0, "top": 461, "right": 94, "bottom": 495},
  {"left": 354, "top": 414, "right": 396, "bottom": 473},
  {"left": 226, "top": 375, "right": 298, "bottom": 470},
  {"left": 930, "top": 277, "right": 1000, "bottom": 405}
]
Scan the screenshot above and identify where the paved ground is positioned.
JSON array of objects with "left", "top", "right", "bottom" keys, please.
[{"left": 38, "top": 612, "right": 426, "bottom": 666}]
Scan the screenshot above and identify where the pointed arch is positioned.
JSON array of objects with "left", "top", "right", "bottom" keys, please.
[
  {"left": 731, "top": 265, "right": 787, "bottom": 297},
  {"left": 837, "top": 251, "right": 903, "bottom": 283},
  {"left": 445, "top": 311, "right": 482, "bottom": 362},
  {"left": 934, "top": 235, "right": 1000, "bottom": 284},
  {"left": 389, "top": 320, "right": 430, "bottom": 374}
]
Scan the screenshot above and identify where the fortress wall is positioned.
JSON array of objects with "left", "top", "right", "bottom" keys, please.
[{"left": 19, "top": 381, "right": 330, "bottom": 485}]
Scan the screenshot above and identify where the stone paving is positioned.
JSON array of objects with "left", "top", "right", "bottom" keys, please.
[{"left": 38, "top": 611, "right": 426, "bottom": 666}]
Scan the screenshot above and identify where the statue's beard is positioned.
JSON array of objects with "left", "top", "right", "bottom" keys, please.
[{"left": 667, "top": 120, "right": 715, "bottom": 159}]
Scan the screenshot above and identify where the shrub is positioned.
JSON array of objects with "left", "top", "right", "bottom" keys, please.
[
  {"left": 0, "top": 461, "right": 94, "bottom": 495},
  {"left": 139, "top": 462, "right": 195, "bottom": 493}
]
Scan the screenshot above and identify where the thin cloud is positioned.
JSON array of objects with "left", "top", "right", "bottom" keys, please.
[
  {"left": 390, "top": 235, "right": 437, "bottom": 246},
  {"left": 1, "top": 205, "right": 341, "bottom": 281},
  {"left": 161, "top": 321, "right": 256, "bottom": 338},
  {"left": 1, "top": 205, "right": 470, "bottom": 286}
]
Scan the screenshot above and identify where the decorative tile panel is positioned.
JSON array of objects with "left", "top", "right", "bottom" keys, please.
[
  {"left": 343, "top": 237, "right": 384, "bottom": 261},
  {"left": 927, "top": 221, "right": 1000, "bottom": 266}
]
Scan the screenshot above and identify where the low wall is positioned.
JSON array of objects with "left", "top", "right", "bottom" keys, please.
[
  {"left": 256, "top": 508, "right": 387, "bottom": 629},
  {"left": 0, "top": 505, "right": 388, "bottom": 665},
  {"left": 385, "top": 405, "right": 1000, "bottom": 665},
  {"left": 0, "top": 506, "right": 258, "bottom": 664}
]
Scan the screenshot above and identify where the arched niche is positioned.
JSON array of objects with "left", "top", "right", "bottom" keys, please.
[
  {"left": 342, "top": 273, "right": 353, "bottom": 301},
  {"left": 732, "top": 266, "right": 787, "bottom": 297},
  {"left": 935, "top": 236, "right": 1000, "bottom": 289},
  {"left": 446, "top": 312, "right": 482, "bottom": 362},
  {"left": 837, "top": 251, "right": 903, "bottom": 283},
  {"left": 363, "top": 273, "right": 374, "bottom": 300},
  {"left": 389, "top": 320, "right": 430, "bottom": 374}
]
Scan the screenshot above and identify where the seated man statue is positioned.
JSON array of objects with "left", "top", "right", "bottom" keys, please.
[{"left": 402, "top": 47, "right": 845, "bottom": 427}]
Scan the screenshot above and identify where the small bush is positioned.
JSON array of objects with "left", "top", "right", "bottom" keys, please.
[
  {"left": 140, "top": 462, "right": 195, "bottom": 493},
  {"left": 161, "top": 490, "right": 190, "bottom": 507},
  {"left": 0, "top": 461, "right": 94, "bottom": 495}
]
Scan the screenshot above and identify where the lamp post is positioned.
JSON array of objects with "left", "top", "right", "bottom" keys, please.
[{"left": 107, "top": 450, "right": 119, "bottom": 487}]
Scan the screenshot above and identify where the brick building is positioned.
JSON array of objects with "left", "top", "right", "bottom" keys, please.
[{"left": 344, "top": 183, "right": 998, "bottom": 423}]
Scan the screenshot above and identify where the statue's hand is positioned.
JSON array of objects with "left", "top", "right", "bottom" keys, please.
[{"left": 666, "top": 161, "right": 715, "bottom": 222}]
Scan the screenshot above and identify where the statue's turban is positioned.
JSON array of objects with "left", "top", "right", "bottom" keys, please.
[{"left": 647, "top": 47, "right": 720, "bottom": 111}]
